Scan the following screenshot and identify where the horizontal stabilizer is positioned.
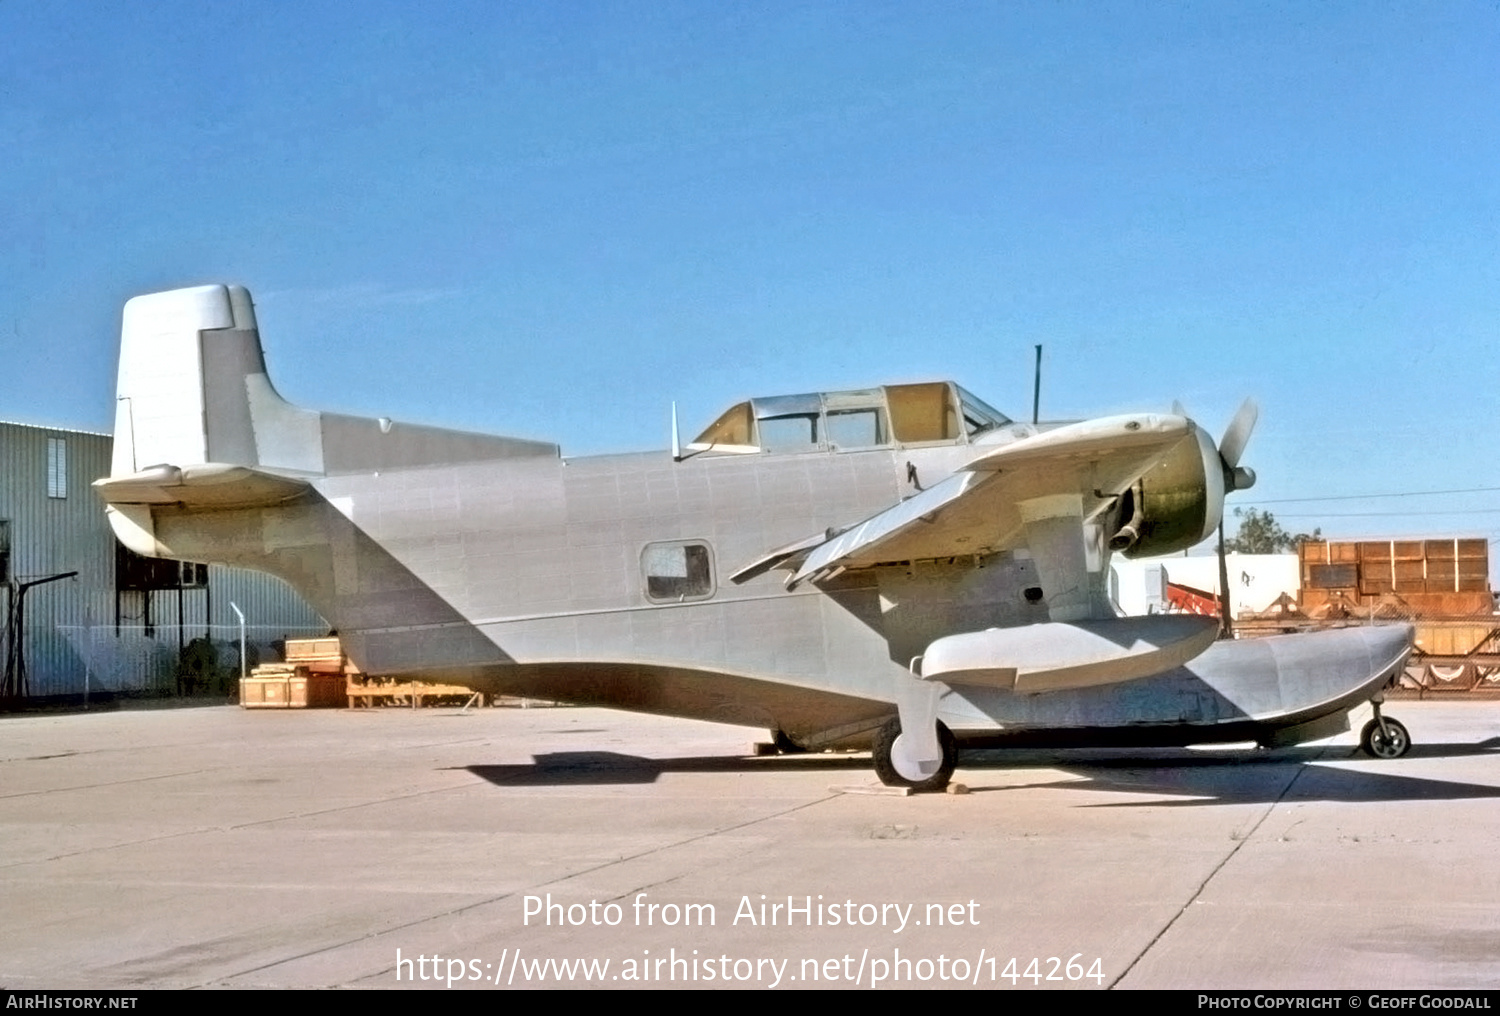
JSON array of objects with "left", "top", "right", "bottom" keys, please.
[
  {"left": 94, "top": 463, "right": 311, "bottom": 510},
  {"left": 921, "top": 615, "right": 1219, "bottom": 692}
]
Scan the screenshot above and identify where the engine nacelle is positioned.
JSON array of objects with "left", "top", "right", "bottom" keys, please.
[{"left": 1110, "top": 428, "right": 1226, "bottom": 558}]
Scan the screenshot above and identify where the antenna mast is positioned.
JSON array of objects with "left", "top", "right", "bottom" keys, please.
[{"left": 1032, "top": 344, "right": 1043, "bottom": 424}]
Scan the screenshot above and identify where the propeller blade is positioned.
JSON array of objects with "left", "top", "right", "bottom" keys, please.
[{"left": 1218, "top": 398, "right": 1258, "bottom": 469}]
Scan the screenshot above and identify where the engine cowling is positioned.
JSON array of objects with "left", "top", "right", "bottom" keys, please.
[{"left": 1110, "top": 428, "right": 1226, "bottom": 558}]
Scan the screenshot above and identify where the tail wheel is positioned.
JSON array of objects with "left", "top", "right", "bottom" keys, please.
[
  {"left": 872, "top": 716, "right": 956, "bottom": 792},
  {"left": 1359, "top": 717, "right": 1411, "bottom": 759}
]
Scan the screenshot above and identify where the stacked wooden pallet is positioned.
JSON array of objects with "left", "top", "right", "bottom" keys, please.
[
  {"left": 345, "top": 676, "right": 481, "bottom": 708},
  {"left": 239, "top": 637, "right": 481, "bottom": 708}
]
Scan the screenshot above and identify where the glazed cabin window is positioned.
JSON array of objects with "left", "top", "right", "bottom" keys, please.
[{"left": 642, "top": 542, "right": 714, "bottom": 602}]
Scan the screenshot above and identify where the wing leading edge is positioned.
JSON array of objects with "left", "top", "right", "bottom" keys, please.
[{"left": 754, "top": 413, "right": 1193, "bottom": 589}]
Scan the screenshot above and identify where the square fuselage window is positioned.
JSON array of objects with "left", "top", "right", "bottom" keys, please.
[{"left": 642, "top": 542, "right": 714, "bottom": 602}]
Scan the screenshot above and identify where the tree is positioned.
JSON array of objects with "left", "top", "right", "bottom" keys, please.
[{"left": 1224, "top": 508, "right": 1321, "bottom": 554}]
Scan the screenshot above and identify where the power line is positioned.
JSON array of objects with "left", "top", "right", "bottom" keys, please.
[
  {"left": 1253, "top": 485, "right": 1500, "bottom": 504},
  {"left": 1272, "top": 509, "right": 1500, "bottom": 519}
]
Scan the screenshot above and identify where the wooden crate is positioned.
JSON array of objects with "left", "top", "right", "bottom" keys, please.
[
  {"left": 240, "top": 672, "right": 346, "bottom": 708},
  {"left": 284, "top": 637, "right": 350, "bottom": 674},
  {"left": 1413, "top": 623, "right": 1498, "bottom": 657}
]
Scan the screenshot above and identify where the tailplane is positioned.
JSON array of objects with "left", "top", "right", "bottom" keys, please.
[
  {"left": 101, "top": 284, "right": 559, "bottom": 558},
  {"left": 110, "top": 284, "right": 558, "bottom": 479}
]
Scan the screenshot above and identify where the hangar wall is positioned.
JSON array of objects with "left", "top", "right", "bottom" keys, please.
[{"left": 0, "top": 421, "right": 326, "bottom": 700}]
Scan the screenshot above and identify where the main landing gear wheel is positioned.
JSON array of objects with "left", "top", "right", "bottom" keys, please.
[
  {"left": 872, "top": 716, "right": 956, "bottom": 792},
  {"left": 1359, "top": 717, "right": 1411, "bottom": 759}
]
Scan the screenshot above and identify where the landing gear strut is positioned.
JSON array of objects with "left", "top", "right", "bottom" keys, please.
[
  {"left": 1359, "top": 700, "right": 1411, "bottom": 759},
  {"left": 872, "top": 716, "right": 956, "bottom": 792}
]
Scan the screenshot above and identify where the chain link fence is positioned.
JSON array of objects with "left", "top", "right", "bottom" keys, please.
[{"left": 57, "top": 624, "right": 329, "bottom": 699}]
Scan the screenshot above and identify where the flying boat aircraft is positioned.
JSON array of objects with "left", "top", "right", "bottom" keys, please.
[{"left": 97, "top": 285, "right": 1415, "bottom": 790}]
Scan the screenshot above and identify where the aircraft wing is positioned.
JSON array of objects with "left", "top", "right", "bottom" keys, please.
[
  {"left": 776, "top": 414, "right": 1192, "bottom": 589},
  {"left": 727, "top": 529, "right": 845, "bottom": 585}
]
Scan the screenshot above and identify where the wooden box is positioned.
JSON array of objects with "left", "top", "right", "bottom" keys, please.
[{"left": 240, "top": 672, "right": 346, "bottom": 708}]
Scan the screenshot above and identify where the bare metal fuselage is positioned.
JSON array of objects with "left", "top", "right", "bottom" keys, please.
[{"left": 139, "top": 441, "right": 1408, "bottom": 751}]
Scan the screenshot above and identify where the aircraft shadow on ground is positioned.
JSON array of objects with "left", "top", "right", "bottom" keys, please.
[
  {"left": 460, "top": 737, "right": 1500, "bottom": 804},
  {"left": 462, "top": 751, "right": 871, "bottom": 786},
  {"left": 966, "top": 739, "right": 1500, "bottom": 807}
]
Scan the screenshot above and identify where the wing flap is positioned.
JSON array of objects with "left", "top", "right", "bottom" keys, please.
[
  {"left": 789, "top": 471, "right": 986, "bottom": 587},
  {"left": 728, "top": 529, "right": 838, "bottom": 585}
]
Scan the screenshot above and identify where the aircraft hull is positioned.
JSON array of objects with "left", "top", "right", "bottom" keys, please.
[{"left": 322, "top": 623, "right": 1413, "bottom": 753}]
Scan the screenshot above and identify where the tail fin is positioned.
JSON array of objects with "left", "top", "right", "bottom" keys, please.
[
  {"left": 113, "top": 285, "right": 275, "bottom": 475},
  {"left": 102, "top": 284, "right": 559, "bottom": 559},
  {"left": 110, "top": 284, "right": 558, "bottom": 480}
]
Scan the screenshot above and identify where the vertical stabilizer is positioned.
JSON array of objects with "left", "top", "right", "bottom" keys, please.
[
  {"left": 108, "top": 284, "right": 559, "bottom": 488},
  {"left": 112, "top": 284, "right": 324, "bottom": 477}
]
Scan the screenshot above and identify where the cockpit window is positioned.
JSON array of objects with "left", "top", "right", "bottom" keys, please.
[
  {"left": 826, "top": 408, "right": 884, "bottom": 448},
  {"left": 758, "top": 413, "right": 820, "bottom": 451},
  {"left": 823, "top": 388, "right": 886, "bottom": 449},
  {"left": 689, "top": 382, "right": 1008, "bottom": 454},
  {"left": 749, "top": 393, "right": 822, "bottom": 452},
  {"left": 955, "top": 386, "right": 1010, "bottom": 438},
  {"left": 691, "top": 401, "right": 756, "bottom": 450}
]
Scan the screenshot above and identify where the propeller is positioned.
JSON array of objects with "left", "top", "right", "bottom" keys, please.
[
  {"left": 1218, "top": 398, "right": 1258, "bottom": 492},
  {"left": 1214, "top": 397, "right": 1258, "bottom": 638}
]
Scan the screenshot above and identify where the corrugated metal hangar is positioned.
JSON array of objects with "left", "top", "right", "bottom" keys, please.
[{"left": 0, "top": 420, "right": 325, "bottom": 703}]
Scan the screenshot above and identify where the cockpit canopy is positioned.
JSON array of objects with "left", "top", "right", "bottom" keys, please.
[{"left": 689, "top": 381, "right": 1009, "bottom": 454}]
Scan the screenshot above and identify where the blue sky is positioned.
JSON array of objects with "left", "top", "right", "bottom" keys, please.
[{"left": 3, "top": 2, "right": 1498, "bottom": 564}]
